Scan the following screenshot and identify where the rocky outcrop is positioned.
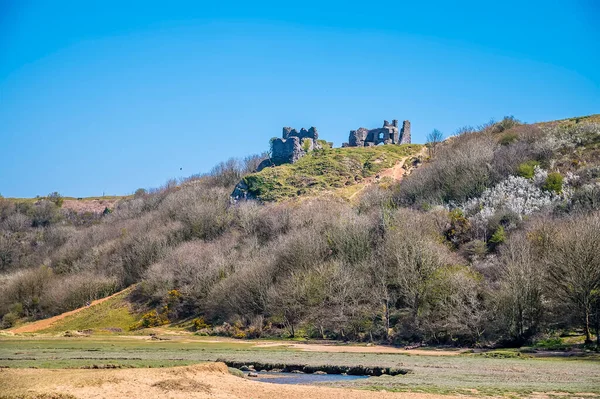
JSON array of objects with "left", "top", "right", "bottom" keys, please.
[{"left": 230, "top": 180, "right": 255, "bottom": 202}]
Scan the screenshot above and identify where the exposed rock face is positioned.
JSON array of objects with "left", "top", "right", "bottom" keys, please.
[
  {"left": 343, "top": 119, "right": 411, "bottom": 147},
  {"left": 230, "top": 180, "right": 255, "bottom": 202}
]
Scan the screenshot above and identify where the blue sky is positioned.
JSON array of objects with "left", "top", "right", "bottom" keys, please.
[{"left": 1, "top": 1, "right": 599, "bottom": 197}]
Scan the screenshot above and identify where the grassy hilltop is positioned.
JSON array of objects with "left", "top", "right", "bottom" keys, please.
[{"left": 242, "top": 144, "right": 423, "bottom": 201}]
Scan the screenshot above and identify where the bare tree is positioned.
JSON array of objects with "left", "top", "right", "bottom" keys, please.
[
  {"left": 495, "top": 233, "right": 544, "bottom": 343},
  {"left": 546, "top": 214, "right": 600, "bottom": 344},
  {"left": 426, "top": 129, "right": 444, "bottom": 157}
]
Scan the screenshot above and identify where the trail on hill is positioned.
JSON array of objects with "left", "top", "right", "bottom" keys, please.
[
  {"left": 348, "top": 147, "right": 426, "bottom": 201},
  {"left": 9, "top": 288, "right": 129, "bottom": 333}
]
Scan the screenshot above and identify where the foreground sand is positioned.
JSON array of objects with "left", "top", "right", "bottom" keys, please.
[{"left": 0, "top": 362, "right": 478, "bottom": 399}]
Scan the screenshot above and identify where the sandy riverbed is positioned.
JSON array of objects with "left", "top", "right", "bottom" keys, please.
[{"left": 0, "top": 362, "right": 479, "bottom": 399}]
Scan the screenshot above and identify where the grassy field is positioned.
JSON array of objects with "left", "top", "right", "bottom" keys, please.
[
  {"left": 243, "top": 144, "right": 423, "bottom": 201},
  {"left": 1, "top": 335, "right": 598, "bottom": 397}
]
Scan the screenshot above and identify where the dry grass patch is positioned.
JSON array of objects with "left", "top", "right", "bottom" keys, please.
[{"left": 152, "top": 378, "right": 211, "bottom": 393}]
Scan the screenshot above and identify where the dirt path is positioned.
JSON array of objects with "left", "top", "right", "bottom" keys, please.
[
  {"left": 0, "top": 362, "right": 480, "bottom": 399},
  {"left": 347, "top": 147, "right": 426, "bottom": 201},
  {"left": 9, "top": 288, "right": 130, "bottom": 334}
]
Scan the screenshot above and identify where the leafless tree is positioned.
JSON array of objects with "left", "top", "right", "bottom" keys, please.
[
  {"left": 495, "top": 233, "right": 544, "bottom": 343},
  {"left": 426, "top": 129, "right": 444, "bottom": 157},
  {"left": 546, "top": 214, "right": 600, "bottom": 344}
]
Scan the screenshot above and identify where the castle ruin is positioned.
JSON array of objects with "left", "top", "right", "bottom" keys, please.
[
  {"left": 343, "top": 120, "right": 411, "bottom": 147},
  {"left": 271, "top": 126, "right": 321, "bottom": 164},
  {"left": 254, "top": 126, "right": 322, "bottom": 172}
]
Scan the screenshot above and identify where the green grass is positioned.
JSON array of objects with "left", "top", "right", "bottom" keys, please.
[
  {"left": 244, "top": 144, "right": 423, "bottom": 201},
  {"left": 37, "top": 288, "right": 140, "bottom": 334}
]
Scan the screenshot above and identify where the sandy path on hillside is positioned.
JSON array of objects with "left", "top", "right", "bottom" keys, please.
[
  {"left": 9, "top": 289, "right": 129, "bottom": 333},
  {"left": 348, "top": 147, "right": 426, "bottom": 201},
  {"left": 0, "top": 362, "right": 480, "bottom": 399}
]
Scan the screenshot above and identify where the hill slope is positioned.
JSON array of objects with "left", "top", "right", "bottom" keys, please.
[
  {"left": 2, "top": 114, "right": 600, "bottom": 347},
  {"left": 238, "top": 143, "right": 423, "bottom": 201},
  {"left": 9, "top": 287, "right": 138, "bottom": 334}
]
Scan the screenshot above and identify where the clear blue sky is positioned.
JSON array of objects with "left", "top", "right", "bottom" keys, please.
[{"left": 1, "top": 0, "right": 598, "bottom": 197}]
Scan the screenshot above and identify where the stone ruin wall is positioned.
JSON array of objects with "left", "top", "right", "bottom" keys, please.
[
  {"left": 343, "top": 119, "right": 411, "bottom": 147},
  {"left": 269, "top": 126, "right": 320, "bottom": 166},
  {"left": 260, "top": 119, "right": 411, "bottom": 171}
]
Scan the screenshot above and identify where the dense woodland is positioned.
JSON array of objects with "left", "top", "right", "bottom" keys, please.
[{"left": 1, "top": 115, "right": 600, "bottom": 346}]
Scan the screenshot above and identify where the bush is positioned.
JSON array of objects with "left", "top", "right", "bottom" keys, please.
[
  {"left": 192, "top": 317, "right": 209, "bottom": 331},
  {"left": 30, "top": 200, "right": 62, "bottom": 227},
  {"left": 47, "top": 192, "right": 64, "bottom": 207},
  {"left": 543, "top": 172, "right": 564, "bottom": 194},
  {"left": 131, "top": 309, "right": 169, "bottom": 329},
  {"left": 517, "top": 161, "right": 540, "bottom": 179},
  {"left": 1, "top": 311, "right": 18, "bottom": 328},
  {"left": 489, "top": 225, "right": 506, "bottom": 245},
  {"left": 499, "top": 132, "right": 519, "bottom": 146}
]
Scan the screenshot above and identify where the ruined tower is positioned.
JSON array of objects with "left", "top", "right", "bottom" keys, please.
[{"left": 400, "top": 120, "right": 411, "bottom": 144}]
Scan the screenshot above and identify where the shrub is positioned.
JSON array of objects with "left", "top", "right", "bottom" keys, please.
[
  {"left": 492, "top": 116, "right": 522, "bottom": 133},
  {"left": 1, "top": 311, "right": 18, "bottom": 328},
  {"left": 464, "top": 174, "right": 555, "bottom": 222},
  {"left": 569, "top": 184, "right": 600, "bottom": 213},
  {"left": 462, "top": 239, "right": 488, "bottom": 260},
  {"left": 302, "top": 138, "right": 311, "bottom": 152},
  {"left": 543, "top": 172, "right": 564, "bottom": 194},
  {"left": 444, "top": 209, "right": 471, "bottom": 247},
  {"left": 489, "top": 225, "right": 506, "bottom": 245},
  {"left": 47, "top": 192, "right": 64, "bottom": 207},
  {"left": 30, "top": 200, "right": 62, "bottom": 227},
  {"left": 192, "top": 317, "right": 209, "bottom": 331},
  {"left": 499, "top": 132, "right": 518, "bottom": 145},
  {"left": 131, "top": 309, "right": 169, "bottom": 329},
  {"left": 517, "top": 161, "right": 540, "bottom": 179},
  {"left": 395, "top": 132, "right": 497, "bottom": 206}
]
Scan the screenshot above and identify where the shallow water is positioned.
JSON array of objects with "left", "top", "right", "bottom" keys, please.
[{"left": 253, "top": 371, "right": 369, "bottom": 385}]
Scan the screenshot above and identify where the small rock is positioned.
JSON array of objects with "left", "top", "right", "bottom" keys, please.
[
  {"left": 313, "top": 371, "right": 327, "bottom": 375},
  {"left": 247, "top": 372, "right": 258, "bottom": 378}
]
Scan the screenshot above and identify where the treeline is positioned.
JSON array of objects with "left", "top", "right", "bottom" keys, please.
[{"left": 1, "top": 118, "right": 599, "bottom": 346}]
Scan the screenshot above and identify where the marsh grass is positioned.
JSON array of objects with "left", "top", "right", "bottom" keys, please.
[{"left": 1, "top": 336, "right": 599, "bottom": 398}]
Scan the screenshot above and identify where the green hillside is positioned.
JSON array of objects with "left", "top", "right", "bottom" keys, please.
[
  {"left": 242, "top": 143, "right": 423, "bottom": 201},
  {"left": 38, "top": 287, "right": 140, "bottom": 334}
]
